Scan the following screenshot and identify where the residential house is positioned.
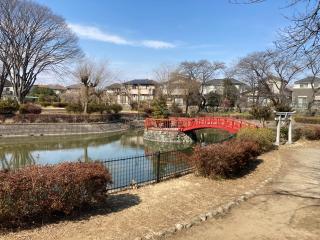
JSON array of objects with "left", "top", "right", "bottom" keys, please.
[
  {"left": 203, "top": 78, "right": 248, "bottom": 95},
  {"left": 106, "top": 79, "right": 158, "bottom": 108},
  {"left": 2, "top": 80, "right": 14, "bottom": 98},
  {"left": 66, "top": 83, "right": 82, "bottom": 93},
  {"left": 292, "top": 77, "right": 320, "bottom": 109},
  {"left": 38, "top": 84, "right": 66, "bottom": 95}
]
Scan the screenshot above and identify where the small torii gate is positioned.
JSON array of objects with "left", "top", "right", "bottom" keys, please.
[{"left": 275, "top": 111, "right": 295, "bottom": 146}]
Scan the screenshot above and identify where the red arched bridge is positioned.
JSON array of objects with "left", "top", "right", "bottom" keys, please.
[{"left": 144, "top": 117, "right": 258, "bottom": 134}]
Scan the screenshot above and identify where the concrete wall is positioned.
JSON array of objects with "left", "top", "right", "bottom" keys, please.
[{"left": 0, "top": 123, "right": 128, "bottom": 137}]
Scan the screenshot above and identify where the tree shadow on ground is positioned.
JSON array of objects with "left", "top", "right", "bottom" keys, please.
[
  {"left": 0, "top": 193, "right": 141, "bottom": 232},
  {"left": 231, "top": 158, "right": 263, "bottom": 179}
]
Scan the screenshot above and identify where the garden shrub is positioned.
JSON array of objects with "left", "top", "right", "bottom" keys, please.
[
  {"left": 0, "top": 162, "right": 111, "bottom": 227},
  {"left": 170, "top": 103, "right": 183, "bottom": 116},
  {"left": 19, "top": 103, "right": 42, "bottom": 114},
  {"left": 295, "top": 116, "right": 320, "bottom": 124},
  {"left": 249, "top": 106, "right": 272, "bottom": 126},
  {"left": 0, "top": 99, "right": 19, "bottom": 115},
  {"left": 66, "top": 103, "right": 83, "bottom": 113},
  {"left": 301, "top": 126, "right": 320, "bottom": 140},
  {"left": 237, "top": 127, "right": 275, "bottom": 153},
  {"left": 191, "top": 140, "right": 260, "bottom": 179},
  {"left": 110, "top": 104, "right": 122, "bottom": 114},
  {"left": 87, "top": 103, "right": 107, "bottom": 114}
]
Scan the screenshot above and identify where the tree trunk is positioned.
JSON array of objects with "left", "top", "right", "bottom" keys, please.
[{"left": 83, "top": 86, "right": 89, "bottom": 114}]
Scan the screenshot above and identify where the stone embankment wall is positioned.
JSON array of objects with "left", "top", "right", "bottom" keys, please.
[
  {"left": 0, "top": 123, "right": 128, "bottom": 137},
  {"left": 144, "top": 129, "right": 194, "bottom": 143}
]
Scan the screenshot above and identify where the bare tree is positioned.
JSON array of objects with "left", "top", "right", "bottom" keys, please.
[
  {"left": 74, "top": 59, "right": 109, "bottom": 114},
  {"left": 235, "top": 52, "right": 270, "bottom": 106},
  {"left": 179, "top": 60, "right": 225, "bottom": 112},
  {"left": 235, "top": 50, "right": 301, "bottom": 107},
  {"left": 0, "top": 61, "right": 8, "bottom": 98},
  {"left": 0, "top": 0, "right": 82, "bottom": 103},
  {"left": 231, "top": 0, "right": 320, "bottom": 55},
  {"left": 301, "top": 50, "right": 320, "bottom": 111},
  {"left": 153, "top": 63, "right": 176, "bottom": 98}
]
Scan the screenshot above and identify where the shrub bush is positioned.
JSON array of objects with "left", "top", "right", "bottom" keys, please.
[
  {"left": 110, "top": 104, "right": 122, "bottom": 114},
  {"left": 0, "top": 162, "right": 111, "bottom": 227},
  {"left": 170, "top": 103, "right": 183, "bottom": 116},
  {"left": 237, "top": 127, "right": 275, "bottom": 153},
  {"left": 66, "top": 103, "right": 83, "bottom": 113},
  {"left": 301, "top": 126, "right": 320, "bottom": 140},
  {"left": 250, "top": 106, "right": 272, "bottom": 126},
  {"left": 295, "top": 116, "right": 320, "bottom": 124},
  {"left": 191, "top": 140, "right": 260, "bottom": 179},
  {"left": 52, "top": 102, "right": 68, "bottom": 108},
  {"left": 87, "top": 103, "right": 106, "bottom": 114},
  {"left": 0, "top": 99, "right": 19, "bottom": 115},
  {"left": 19, "top": 103, "right": 42, "bottom": 114}
]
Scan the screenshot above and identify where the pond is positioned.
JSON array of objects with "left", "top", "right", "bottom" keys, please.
[
  {"left": 0, "top": 129, "right": 232, "bottom": 190},
  {"left": 0, "top": 129, "right": 232, "bottom": 170}
]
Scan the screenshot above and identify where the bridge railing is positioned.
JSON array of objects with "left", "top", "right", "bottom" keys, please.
[{"left": 144, "top": 117, "right": 257, "bottom": 132}]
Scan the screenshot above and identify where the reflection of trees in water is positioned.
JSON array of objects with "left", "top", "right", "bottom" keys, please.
[
  {"left": 0, "top": 131, "right": 142, "bottom": 170},
  {"left": 120, "top": 134, "right": 144, "bottom": 149},
  {"left": 196, "top": 129, "right": 231, "bottom": 143},
  {"left": 0, "top": 133, "right": 123, "bottom": 152},
  {"left": 0, "top": 147, "right": 36, "bottom": 170}
]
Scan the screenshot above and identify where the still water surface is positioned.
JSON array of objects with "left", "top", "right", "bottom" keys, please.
[{"left": 0, "top": 129, "right": 231, "bottom": 170}]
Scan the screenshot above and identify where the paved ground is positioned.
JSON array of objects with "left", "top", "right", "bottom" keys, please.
[{"left": 168, "top": 141, "right": 320, "bottom": 240}]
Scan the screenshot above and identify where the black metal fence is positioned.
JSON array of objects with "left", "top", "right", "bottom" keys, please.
[{"left": 102, "top": 150, "right": 193, "bottom": 192}]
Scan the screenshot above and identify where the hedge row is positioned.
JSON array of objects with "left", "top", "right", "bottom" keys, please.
[
  {"left": 0, "top": 163, "right": 111, "bottom": 227},
  {"left": 191, "top": 140, "right": 260, "bottom": 179},
  {"left": 191, "top": 127, "right": 275, "bottom": 179},
  {"left": 295, "top": 116, "right": 320, "bottom": 124},
  {"left": 9, "top": 113, "right": 122, "bottom": 123},
  {"left": 295, "top": 126, "right": 320, "bottom": 141}
]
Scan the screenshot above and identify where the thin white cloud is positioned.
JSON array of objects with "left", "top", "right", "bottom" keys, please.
[
  {"left": 68, "top": 23, "right": 176, "bottom": 49},
  {"left": 68, "top": 23, "right": 131, "bottom": 45},
  {"left": 141, "top": 40, "right": 175, "bottom": 49}
]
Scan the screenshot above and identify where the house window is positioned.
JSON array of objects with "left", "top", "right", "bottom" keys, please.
[{"left": 297, "top": 96, "right": 307, "bottom": 107}]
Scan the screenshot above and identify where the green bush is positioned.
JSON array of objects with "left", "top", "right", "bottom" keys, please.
[
  {"left": 250, "top": 106, "right": 272, "bottom": 126},
  {"left": 237, "top": 127, "right": 275, "bottom": 153},
  {"left": 295, "top": 116, "right": 320, "bottom": 124},
  {"left": 19, "top": 103, "right": 42, "bottom": 114},
  {"left": 66, "top": 103, "right": 83, "bottom": 113},
  {"left": 0, "top": 99, "right": 19, "bottom": 115},
  {"left": 0, "top": 163, "right": 111, "bottom": 227},
  {"left": 87, "top": 103, "right": 106, "bottom": 114},
  {"left": 191, "top": 140, "right": 260, "bottom": 179},
  {"left": 110, "top": 104, "right": 122, "bottom": 114}
]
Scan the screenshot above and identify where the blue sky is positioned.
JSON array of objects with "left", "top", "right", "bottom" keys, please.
[{"left": 35, "top": 0, "right": 296, "bottom": 83}]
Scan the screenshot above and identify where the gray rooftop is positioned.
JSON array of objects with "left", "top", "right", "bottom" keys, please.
[
  {"left": 295, "top": 77, "right": 320, "bottom": 84},
  {"left": 124, "top": 79, "right": 158, "bottom": 85},
  {"left": 205, "top": 78, "right": 245, "bottom": 86}
]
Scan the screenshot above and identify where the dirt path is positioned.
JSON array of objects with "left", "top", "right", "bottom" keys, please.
[
  {"left": 0, "top": 142, "right": 280, "bottom": 240},
  {"left": 168, "top": 141, "right": 320, "bottom": 240}
]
